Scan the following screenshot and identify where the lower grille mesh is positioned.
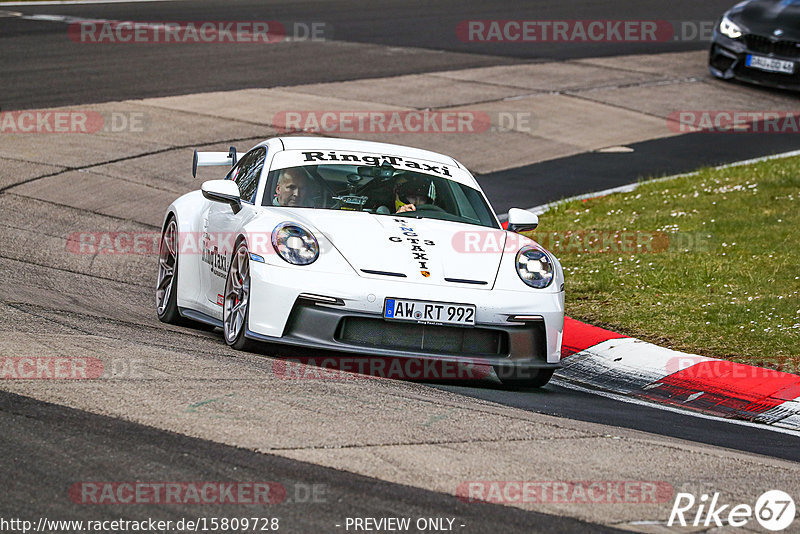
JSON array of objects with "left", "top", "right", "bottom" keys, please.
[{"left": 336, "top": 317, "right": 508, "bottom": 356}]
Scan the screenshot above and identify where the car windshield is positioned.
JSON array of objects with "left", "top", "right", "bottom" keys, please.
[{"left": 263, "top": 163, "right": 499, "bottom": 229}]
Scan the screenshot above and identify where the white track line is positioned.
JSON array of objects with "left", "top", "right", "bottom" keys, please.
[
  {"left": 552, "top": 377, "right": 800, "bottom": 438},
  {"left": 1, "top": 0, "right": 184, "bottom": 6}
]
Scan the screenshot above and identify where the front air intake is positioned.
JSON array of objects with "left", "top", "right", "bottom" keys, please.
[{"left": 335, "top": 317, "right": 508, "bottom": 356}]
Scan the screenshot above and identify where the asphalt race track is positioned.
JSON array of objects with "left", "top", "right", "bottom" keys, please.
[
  {"left": 2, "top": 0, "right": 738, "bottom": 109},
  {"left": 2, "top": 1, "right": 800, "bottom": 532},
  {"left": 435, "top": 380, "right": 800, "bottom": 464},
  {"left": 1, "top": 391, "right": 620, "bottom": 533}
]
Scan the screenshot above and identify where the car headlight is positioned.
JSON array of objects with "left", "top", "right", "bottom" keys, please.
[
  {"left": 720, "top": 16, "right": 742, "bottom": 39},
  {"left": 515, "top": 246, "right": 554, "bottom": 289},
  {"left": 272, "top": 222, "right": 319, "bottom": 265}
]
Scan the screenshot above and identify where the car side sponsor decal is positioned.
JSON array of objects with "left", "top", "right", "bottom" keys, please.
[
  {"left": 201, "top": 233, "right": 228, "bottom": 278},
  {"left": 302, "top": 151, "right": 452, "bottom": 177},
  {"left": 388, "top": 218, "right": 435, "bottom": 276}
]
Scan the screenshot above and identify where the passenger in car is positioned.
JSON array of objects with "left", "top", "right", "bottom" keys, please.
[
  {"left": 375, "top": 176, "right": 434, "bottom": 214},
  {"left": 395, "top": 176, "right": 433, "bottom": 213}
]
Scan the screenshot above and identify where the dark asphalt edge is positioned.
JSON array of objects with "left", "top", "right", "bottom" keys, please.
[
  {"left": 434, "top": 378, "right": 800, "bottom": 464},
  {"left": 478, "top": 128, "right": 800, "bottom": 214}
]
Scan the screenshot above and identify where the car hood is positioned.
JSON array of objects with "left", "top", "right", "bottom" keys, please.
[
  {"left": 288, "top": 210, "right": 509, "bottom": 288},
  {"left": 733, "top": 0, "right": 800, "bottom": 40}
]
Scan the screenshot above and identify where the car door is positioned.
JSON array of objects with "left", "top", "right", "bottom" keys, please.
[{"left": 201, "top": 147, "right": 267, "bottom": 313}]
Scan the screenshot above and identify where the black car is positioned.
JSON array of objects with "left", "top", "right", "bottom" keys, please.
[{"left": 710, "top": 0, "right": 800, "bottom": 90}]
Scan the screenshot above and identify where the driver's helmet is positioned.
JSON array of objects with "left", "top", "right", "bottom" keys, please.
[{"left": 397, "top": 176, "right": 434, "bottom": 205}]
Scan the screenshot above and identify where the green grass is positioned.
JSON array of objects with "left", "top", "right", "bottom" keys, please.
[{"left": 528, "top": 155, "right": 800, "bottom": 369}]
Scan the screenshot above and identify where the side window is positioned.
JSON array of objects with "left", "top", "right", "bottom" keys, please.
[{"left": 226, "top": 147, "right": 266, "bottom": 204}]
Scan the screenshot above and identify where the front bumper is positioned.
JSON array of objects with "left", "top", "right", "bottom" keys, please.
[
  {"left": 245, "top": 263, "right": 564, "bottom": 367},
  {"left": 709, "top": 32, "right": 800, "bottom": 91}
]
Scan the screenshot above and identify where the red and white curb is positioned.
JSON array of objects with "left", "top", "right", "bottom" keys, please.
[{"left": 558, "top": 318, "right": 800, "bottom": 431}]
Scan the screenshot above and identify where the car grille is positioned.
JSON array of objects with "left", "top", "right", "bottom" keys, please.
[
  {"left": 745, "top": 34, "right": 800, "bottom": 59},
  {"left": 335, "top": 317, "right": 509, "bottom": 357},
  {"left": 732, "top": 65, "right": 800, "bottom": 87}
]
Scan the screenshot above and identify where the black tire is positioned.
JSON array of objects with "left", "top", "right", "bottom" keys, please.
[
  {"left": 494, "top": 366, "right": 555, "bottom": 388},
  {"left": 156, "top": 216, "right": 216, "bottom": 331},
  {"left": 156, "top": 217, "right": 185, "bottom": 325},
  {"left": 226, "top": 305, "right": 257, "bottom": 351},
  {"left": 223, "top": 241, "right": 258, "bottom": 351}
]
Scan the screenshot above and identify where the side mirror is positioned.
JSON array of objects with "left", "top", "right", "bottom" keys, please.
[
  {"left": 506, "top": 208, "right": 538, "bottom": 233},
  {"left": 202, "top": 180, "right": 242, "bottom": 213}
]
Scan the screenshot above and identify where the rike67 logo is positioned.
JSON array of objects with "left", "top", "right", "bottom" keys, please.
[{"left": 669, "top": 490, "right": 796, "bottom": 531}]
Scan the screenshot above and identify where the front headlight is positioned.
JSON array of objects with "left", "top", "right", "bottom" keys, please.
[
  {"left": 515, "top": 246, "right": 554, "bottom": 289},
  {"left": 720, "top": 16, "right": 742, "bottom": 39},
  {"left": 271, "top": 222, "right": 319, "bottom": 265}
]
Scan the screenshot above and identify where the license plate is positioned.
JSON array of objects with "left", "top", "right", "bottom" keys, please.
[
  {"left": 384, "top": 298, "right": 476, "bottom": 326},
  {"left": 746, "top": 54, "right": 794, "bottom": 74}
]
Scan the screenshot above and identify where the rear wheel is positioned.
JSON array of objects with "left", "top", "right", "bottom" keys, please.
[
  {"left": 223, "top": 241, "right": 257, "bottom": 351},
  {"left": 494, "top": 366, "right": 554, "bottom": 388},
  {"left": 156, "top": 218, "right": 183, "bottom": 324}
]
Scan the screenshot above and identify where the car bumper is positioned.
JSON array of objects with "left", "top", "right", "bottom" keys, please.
[
  {"left": 709, "top": 33, "right": 800, "bottom": 91},
  {"left": 245, "top": 263, "right": 564, "bottom": 367}
]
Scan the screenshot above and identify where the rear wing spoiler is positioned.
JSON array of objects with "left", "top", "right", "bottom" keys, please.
[{"left": 192, "top": 146, "right": 239, "bottom": 177}]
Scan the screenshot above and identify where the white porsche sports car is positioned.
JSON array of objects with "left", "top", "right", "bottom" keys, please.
[{"left": 157, "top": 137, "right": 564, "bottom": 387}]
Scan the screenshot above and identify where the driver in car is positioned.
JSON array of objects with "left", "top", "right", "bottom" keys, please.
[{"left": 274, "top": 167, "right": 312, "bottom": 207}]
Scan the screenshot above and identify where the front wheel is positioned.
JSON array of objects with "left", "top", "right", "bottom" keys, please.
[
  {"left": 223, "top": 241, "right": 257, "bottom": 351},
  {"left": 494, "top": 366, "right": 554, "bottom": 388}
]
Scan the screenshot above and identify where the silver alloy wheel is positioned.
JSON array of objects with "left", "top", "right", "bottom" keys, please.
[
  {"left": 224, "top": 243, "right": 250, "bottom": 343},
  {"left": 156, "top": 219, "right": 178, "bottom": 315}
]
